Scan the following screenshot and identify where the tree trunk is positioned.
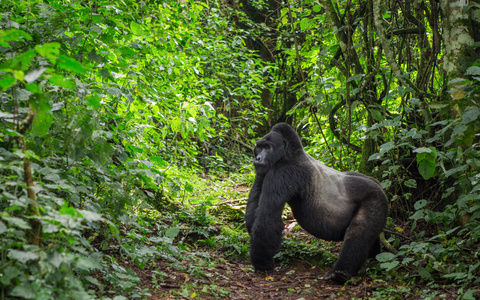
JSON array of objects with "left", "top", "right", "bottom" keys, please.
[{"left": 439, "top": 0, "right": 475, "bottom": 100}]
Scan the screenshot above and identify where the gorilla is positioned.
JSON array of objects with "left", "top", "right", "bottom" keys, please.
[{"left": 245, "top": 123, "right": 388, "bottom": 284}]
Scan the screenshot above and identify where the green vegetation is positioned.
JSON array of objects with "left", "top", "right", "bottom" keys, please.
[{"left": 0, "top": 0, "right": 479, "bottom": 299}]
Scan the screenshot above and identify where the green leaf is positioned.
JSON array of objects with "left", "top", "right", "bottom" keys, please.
[
  {"left": 346, "top": 73, "right": 363, "bottom": 83},
  {"left": 76, "top": 257, "right": 102, "bottom": 271},
  {"left": 376, "top": 252, "right": 396, "bottom": 262},
  {"left": 13, "top": 70, "right": 24, "bottom": 81},
  {"left": 417, "top": 266, "right": 433, "bottom": 281},
  {"left": 57, "top": 55, "right": 86, "bottom": 74},
  {"left": 60, "top": 205, "right": 81, "bottom": 217},
  {"left": 35, "top": 42, "right": 60, "bottom": 64},
  {"left": 404, "top": 179, "right": 417, "bottom": 188},
  {"left": 78, "top": 210, "right": 103, "bottom": 222},
  {"left": 49, "top": 252, "right": 63, "bottom": 268},
  {"left": 369, "top": 109, "right": 383, "bottom": 122},
  {"left": 462, "top": 107, "right": 480, "bottom": 124},
  {"left": 149, "top": 156, "right": 168, "bottom": 167},
  {"left": 376, "top": 253, "right": 398, "bottom": 271},
  {"left": 165, "top": 226, "right": 181, "bottom": 239},
  {"left": 300, "top": 18, "right": 314, "bottom": 31},
  {"left": 0, "top": 29, "right": 32, "bottom": 47},
  {"left": 87, "top": 95, "right": 101, "bottom": 108},
  {"left": 380, "top": 260, "right": 399, "bottom": 271},
  {"left": 8, "top": 249, "right": 39, "bottom": 263},
  {"left": 25, "top": 82, "right": 42, "bottom": 94},
  {"left": 5, "top": 216, "right": 31, "bottom": 229},
  {"left": 171, "top": 116, "right": 181, "bottom": 132},
  {"left": 453, "top": 124, "right": 467, "bottom": 135},
  {"left": 0, "top": 220, "right": 7, "bottom": 234},
  {"left": 0, "top": 74, "right": 16, "bottom": 90},
  {"left": 130, "top": 21, "right": 144, "bottom": 35},
  {"left": 7, "top": 50, "right": 36, "bottom": 71},
  {"left": 16, "top": 89, "right": 32, "bottom": 101},
  {"left": 184, "top": 183, "right": 194, "bottom": 193},
  {"left": 442, "top": 272, "right": 466, "bottom": 279},
  {"left": 49, "top": 73, "right": 75, "bottom": 89},
  {"left": 416, "top": 147, "right": 437, "bottom": 180},
  {"left": 31, "top": 95, "right": 53, "bottom": 136},
  {"left": 379, "top": 141, "right": 395, "bottom": 155},
  {"left": 10, "top": 283, "right": 35, "bottom": 299},
  {"left": 465, "top": 66, "right": 480, "bottom": 76},
  {"left": 24, "top": 68, "right": 47, "bottom": 83},
  {"left": 414, "top": 199, "right": 427, "bottom": 210},
  {"left": 418, "top": 160, "right": 436, "bottom": 180},
  {"left": 0, "top": 266, "right": 20, "bottom": 285},
  {"left": 413, "top": 147, "right": 432, "bottom": 153}
]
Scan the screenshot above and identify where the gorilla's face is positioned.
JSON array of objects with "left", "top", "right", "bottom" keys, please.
[{"left": 253, "top": 131, "right": 285, "bottom": 175}]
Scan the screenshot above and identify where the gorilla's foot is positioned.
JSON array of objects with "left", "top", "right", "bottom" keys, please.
[{"left": 325, "top": 270, "right": 351, "bottom": 284}]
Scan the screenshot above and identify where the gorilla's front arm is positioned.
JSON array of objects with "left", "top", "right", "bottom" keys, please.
[
  {"left": 245, "top": 175, "right": 263, "bottom": 234},
  {"left": 247, "top": 170, "right": 292, "bottom": 271}
]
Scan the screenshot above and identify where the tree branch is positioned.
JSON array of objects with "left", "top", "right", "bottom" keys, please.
[
  {"left": 328, "top": 98, "right": 362, "bottom": 153},
  {"left": 372, "top": 0, "right": 437, "bottom": 100}
]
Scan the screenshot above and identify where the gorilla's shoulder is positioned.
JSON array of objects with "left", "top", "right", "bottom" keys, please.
[{"left": 344, "top": 171, "right": 382, "bottom": 188}]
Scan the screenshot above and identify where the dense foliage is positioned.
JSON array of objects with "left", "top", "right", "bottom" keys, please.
[{"left": 0, "top": 0, "right": 479, "bottom": 298}]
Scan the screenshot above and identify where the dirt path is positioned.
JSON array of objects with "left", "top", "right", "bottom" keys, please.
[{"left": 131, "top": 256, "right": 403, "bottom": 299}]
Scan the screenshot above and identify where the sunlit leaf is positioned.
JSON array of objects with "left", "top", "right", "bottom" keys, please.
[
  {"left": 8, "top": 50, "right": 36, "bottom": 71},
  {"left": 35, "top": 42, "right": 60, "bottom": 64},
  {"left": 130, "top": 21, "right": 144, "bottom": 35},
  {"left": 25, "top": 82, "right": 42, "bottom": 94},
  {"left": 0, "top": 29, "right": 32, "bottom": 47},
  {"left": 78, "top": 210, "right": 103, "bottom": 222},
  {"left": 31, "top": 95, "right": 53, "bottom": 136},
  {"left": 87, "top": 95, "right": 101, "bottom": 108},
  {"left": 48, "top": 74, "right": 75, "bottom": 88},
  {"left": 24, "top": 68, "right": 47, "bottom": 83},
  {"left": 57, "top": 55, "right": 86, "bottom": 74},
  {"left": 0, "top": 74, "right": 16, "bottom": 90}
]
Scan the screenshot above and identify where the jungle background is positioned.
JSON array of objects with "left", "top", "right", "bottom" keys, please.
[{"left": 1, "top": 0, "right": 480, "bottom": 299}]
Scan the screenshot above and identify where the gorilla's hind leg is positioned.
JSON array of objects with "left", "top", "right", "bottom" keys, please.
[
  {"left": 368, "top": 237, "right": 381, "bottom": 258},
  {"left": 327, "top": 203, "right": 385, "bottom": 284},
  {"left": 327, "top": 234, "right": 372, "bottom": 283}
]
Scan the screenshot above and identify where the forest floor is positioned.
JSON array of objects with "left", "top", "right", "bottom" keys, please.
[
  {"left": 127, "top": 242, "right": 461, "bottom": 300},
  {"left": 109, "top": 181, "right": 466, "bottom": 299},
  {"left": 134, "top": 257, "right": 386, "bottom": 299}
]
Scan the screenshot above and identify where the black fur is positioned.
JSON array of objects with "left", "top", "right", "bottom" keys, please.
[{"left": 245, "top": 123, "right": 388, "bottom": 284}]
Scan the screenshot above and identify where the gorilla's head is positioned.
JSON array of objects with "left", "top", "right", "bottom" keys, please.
[{"left": 253, "top": 123, "right": 303, "bottom": 175}]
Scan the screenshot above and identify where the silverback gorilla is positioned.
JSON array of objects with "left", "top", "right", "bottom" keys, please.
[{"left": 245, "top": 123, "right": 388, "bottom": 284}]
